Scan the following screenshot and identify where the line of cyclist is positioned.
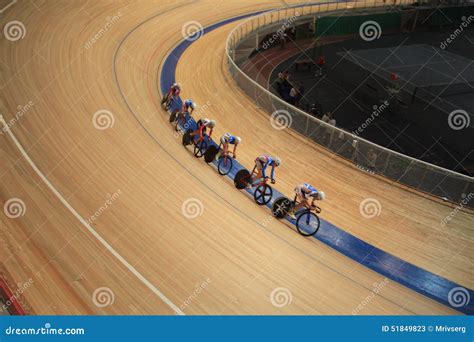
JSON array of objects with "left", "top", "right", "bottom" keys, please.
[{"left": 163, "top": 82, "right": 325, "bottom": 218}]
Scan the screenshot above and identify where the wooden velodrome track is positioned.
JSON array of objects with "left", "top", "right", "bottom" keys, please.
[{"left": 0, "top": 0, "right": 472, "bottom": 314}]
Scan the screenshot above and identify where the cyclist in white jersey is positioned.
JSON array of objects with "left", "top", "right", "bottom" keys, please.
[
  {"left": 289, "top": 183, "right": 325, "bottom": 219},
  {"left": 219, "top": 133, "right": 241, "bottom": 159}
]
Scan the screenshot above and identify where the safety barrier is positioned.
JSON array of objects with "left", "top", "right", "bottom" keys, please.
[{"left": 226, "top": 0, "right": 474, "bottom": 207}]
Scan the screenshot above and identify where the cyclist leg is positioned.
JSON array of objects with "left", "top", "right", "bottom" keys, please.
[
  {"left": 223, "top": 141, "right": 229, "bottom": 157},
  {"left": 190, "top": 121, "right": 203, "bottom": 138},
  {"left": 218, "top": 136, "right": 225, "bottom": 151},
  {"left": 161, "top": 93, "right": 168, "bottom": 105},
  {"left": 254, "top": 159, "right": 264, "bottom": 179},
  {"left": 180, "top": 111, "right": 187, "bottom": 126},
  {"left": 289, "top": 187, "right": 306, "bottom": 218},
  {"left": 166, "top": 94, "right": 173, "bottom": 108},
  {"left": 232, "top": 143, "right": 237, "bottom": 158}
]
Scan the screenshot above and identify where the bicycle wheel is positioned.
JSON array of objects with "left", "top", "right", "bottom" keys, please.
[
  {"left": 169, "top": 110, "right": 178, "bottom": 123},
  {"left": 272, "top": 197, "right": 292, "bottom": 218},
  {"left": 234, "top": 169, "right": 251, "bottom": 189},
  {"left": 182, "top": 129, "right": 193, "bottom": 146},
  {"left": 194, "top": 140, "right": 208, "bottom": 158},
  {"left": 217, "top": 156, "right": 233, "bottom": 175},
  {"left": 204, "top": 145, "right": 219, "bottom": 163},
  {"left": 254, "top": 184, "right": 273, "bottom": 205},
  {"left": 296, "top": 211, "right": 320, "bottom": 236}
]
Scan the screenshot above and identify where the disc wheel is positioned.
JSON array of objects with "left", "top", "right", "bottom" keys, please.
[
  {"left": 193, "top": 140, "right": 208, "bottom": 158},
  {"left": 296, "top": 211, "right": 320, "bottom": 236},
  {"left": 234, "top": 169, "right": 251, "bottom": 189},
  {"left": 204, "top": 145, "right": 219, "bottom": 163},
  {"left": 182, "top": 129, "right": 193, "bottom": 146},
  {"left": 217, "top": 156, "right": 233, "bottom": 175},
  {"left": 272, "top": 197, "right": 292, "bottom": 218},
  {"left": 254, "top": 184, "right": 273, "bottom": 205}
]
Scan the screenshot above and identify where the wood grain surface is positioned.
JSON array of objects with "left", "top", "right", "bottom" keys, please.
[{"left": 0, "top": 0, "right": 471, "bottom": 315}]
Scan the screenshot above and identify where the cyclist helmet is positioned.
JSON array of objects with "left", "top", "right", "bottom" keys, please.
[
  {"left": 235, "top": 136, "right": 242, "bottom": 144},
  {"left": 317, "top": 191, "right": 326, "bottom": 201},
  {"left": 274, "top": 157, "right": 281, "bottom": 166},
  {"left": 187, "top": 101, "right": 196, "bottom": 109},
  {"left": 209, "top": 119, "right": 216, "bottom": 128},
  {"left": 173, "top": 82, "right": 181, "bottom": 89}
]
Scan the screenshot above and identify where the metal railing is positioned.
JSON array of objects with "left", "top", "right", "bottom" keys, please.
[{"left": 225, "top": 0, "right": 473, "bottom": 206}]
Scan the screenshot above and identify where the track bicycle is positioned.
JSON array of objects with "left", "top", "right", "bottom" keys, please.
[
  {"left": 204, "top": 146, "right": 234, "bottom": 176},
  {"left": 234, "top": 169, "right": 273, "bottom": 205},
  {"left": 272, "top": 196, "right": 321, "bottom": 236},
  {"left": 182, "top": 129, "right": 208, "bottom": 158}
]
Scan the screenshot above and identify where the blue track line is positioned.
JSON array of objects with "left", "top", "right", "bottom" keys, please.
[{"left": 159, "top": 4, "right": 473, "bottom": 314}]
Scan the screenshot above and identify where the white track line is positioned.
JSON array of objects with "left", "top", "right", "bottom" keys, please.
[
  {"left": 0, "top": 115, "right": 184, "bottom": 315},
  {"left": 0, "top": 0, "right": 17, "bottom": 14}
]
